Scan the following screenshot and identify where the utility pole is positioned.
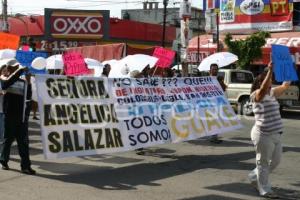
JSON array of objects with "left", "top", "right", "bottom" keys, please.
[
  {"left": 216, "top": 12, "right": 220, "bottom": 52},
  {"left": 162, "top": 0, "right": 168, "bottom": 47},
  {"left": 197, "top": 17, "right": 201, "bottom": 65},
  {"left": 2, "top": 0, "right": 9, "bottom": 32}
]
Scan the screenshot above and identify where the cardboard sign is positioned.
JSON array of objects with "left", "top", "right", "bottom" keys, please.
[
  {"left": 63, "top": 52, "right": 90, "bottom": 75},
  {"left": 272, "top": 44, "right": 299, "bottom": 82},
  {"left": 0, "top": 32, "right": 20, "bottom": 50},
  {"left": 16, "top": 51, "right": 48, "bottom": 74},
  {"left": 153, "top": 47, "right": 176, "bottom": 68}
]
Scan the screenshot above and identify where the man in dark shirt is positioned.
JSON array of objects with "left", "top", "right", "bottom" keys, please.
[
  {"left": 209, "top": 64, "right": 227, "bottom": 144},
  {"left": 0, "top": 59, "right": 36, "bottom": 175}
]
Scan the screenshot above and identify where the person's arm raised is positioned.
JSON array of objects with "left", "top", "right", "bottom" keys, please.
[
  {"left": 273, "top": 81, "right": 290, "bottom": 98},
  {"left": 254, "top": 62, "right": 273, "bottom": 102},
  {"left": 1, "top": 67, "right": 27, "bottom": 90}
]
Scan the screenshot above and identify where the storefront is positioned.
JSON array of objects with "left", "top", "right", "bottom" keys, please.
[
  {"left": 3, "top": 9, "right": 176, "bottom": 57},
  {"left": 187, "top": 32, "right": 300, "bottom": 67}
]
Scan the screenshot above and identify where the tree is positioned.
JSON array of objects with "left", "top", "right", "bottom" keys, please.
[{"left": 224, "top": 31, "right": 270, "bottom": 69}]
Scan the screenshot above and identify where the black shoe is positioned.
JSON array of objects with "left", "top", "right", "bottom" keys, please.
[
  {"left": 21, "top": 167, "right": 36, "bottom": 175},
  {"left": 209, "top": 138, "right": 223, "bottom": 144},
  {"left": 136, "top": 148, "right": 145, "bottom": 155},
  {"left": 0, "top": 161, "right": 9, "bottom": 170},
  {"left": 32, "top": 116, "right": 39, "bottom": 120}
]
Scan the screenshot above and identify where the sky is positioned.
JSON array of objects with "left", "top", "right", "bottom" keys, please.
[{"left": 5, "top": 0, "right": 202, "bottom": 18}]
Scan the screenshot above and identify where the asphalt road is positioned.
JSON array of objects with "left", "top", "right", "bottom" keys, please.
[{"left": 0, "top": 109, "right": 300, "bottom": 200}]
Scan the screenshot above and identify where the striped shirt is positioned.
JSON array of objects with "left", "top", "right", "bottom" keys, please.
[{"left": 250, "top": 88, "right": 283, "bottom": 134}]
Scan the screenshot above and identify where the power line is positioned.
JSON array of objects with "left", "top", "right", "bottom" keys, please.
[{"left": 7, "top": 0, "right": 145, "bottom": 14}]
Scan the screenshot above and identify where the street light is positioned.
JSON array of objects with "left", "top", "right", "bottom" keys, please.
[{"left": 216, "top": 12, "right": 220, "bottom": 52}]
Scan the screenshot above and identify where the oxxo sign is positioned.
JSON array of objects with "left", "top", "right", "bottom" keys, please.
[
  {"left": 45, "top": 9, "right": 110, "bottom": 39},
  {"left": 52, "top": 16, "right": 101, "bottom": 34}
]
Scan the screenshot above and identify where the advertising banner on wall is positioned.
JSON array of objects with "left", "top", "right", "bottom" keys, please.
[
  {"left": 204, "top": 0, "right": 294, "bottom": 32},
  {"left": 44, "top": 9, "right": 110, "bottom": 40},
  {"left": 221, "top": 0, "right": 293, "bottom": 32}
]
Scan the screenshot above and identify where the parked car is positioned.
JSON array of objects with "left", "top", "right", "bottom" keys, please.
[{"left": 218, "top": 69, "right": 299, "bottom": 115}]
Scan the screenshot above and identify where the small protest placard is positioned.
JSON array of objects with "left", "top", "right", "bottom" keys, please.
[
  {"left": 0, "top": 32, "right": 20, "bottom": 50},
  {"left": 16, "top": 51, "right": 48, "bottom": 74},
  {"left": 63, "top": 52, "right": 90, "bottom": 75},
  {"left": 272, "top": 44, "right": 299, "bottom": 82},
  {"left": 153, "top": 47, "right": 175, "bottom": 68}
]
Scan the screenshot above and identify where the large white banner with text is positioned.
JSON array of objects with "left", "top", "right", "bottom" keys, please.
[{"left": 36, "top": 75, "right": 242, "bottom": 159}]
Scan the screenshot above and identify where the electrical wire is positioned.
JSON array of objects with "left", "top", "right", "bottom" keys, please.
[
  {"left": 8, "top": 0, "right": 186, "bottom": 16},
  {"left": 8, "top": 0, "right": 145, "bottom": 14}
]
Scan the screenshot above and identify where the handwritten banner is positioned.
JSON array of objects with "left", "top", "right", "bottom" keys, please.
[
  {"left": 63, "top": 52, "right": 90, "bottom": 75},
  {"left": 153, "top": 47, "right": 176, "bottom": 68},
  {"left": 16, "top": 51, "right": 48, "bottom": 74},
  {"left": 35, "top": 75, "right": 242, "bottom": 159},
  {"left": 272, "top": 44, "right": 299, "bottom": 82},
  {"left": 0, "top": 32, "right": 20, "bottom": 50}
]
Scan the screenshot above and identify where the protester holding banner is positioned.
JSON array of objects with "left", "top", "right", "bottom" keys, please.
[
  {"left": 208, "top": 64, "right": 226, "bottom": 144},
  {"left": 248, "top": 62, "right": 290, "bottom": 198},
  {"left": 0, "top": 59, "right": 36, "bottom": 175},
  {"left": 141, "top": 64, "right": 151, "bottom": 78},
  {"left": 101, "top": 64, "right": 111, "bottom": 77}
]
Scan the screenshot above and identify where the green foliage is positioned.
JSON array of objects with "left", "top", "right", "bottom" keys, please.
[{"left": 224, "top": 31, "right": 270, "bottom": 69}]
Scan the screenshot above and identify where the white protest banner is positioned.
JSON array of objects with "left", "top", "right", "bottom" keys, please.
[{"left": 36, "top": 75, "right": 242, "bottom": 159}]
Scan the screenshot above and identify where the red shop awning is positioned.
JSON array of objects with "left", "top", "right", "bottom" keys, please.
[{"left": 187, "top": 32, "right": 300, "bottom": 65}]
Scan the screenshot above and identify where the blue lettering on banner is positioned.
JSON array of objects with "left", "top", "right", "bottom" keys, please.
[{"left": 126, "top": 96, "right": 227, "bottom": 117}]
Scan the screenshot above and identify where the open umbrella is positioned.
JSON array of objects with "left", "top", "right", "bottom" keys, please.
[
  {"left": 84, "top": 58, "right": 102, "bottom": 69},
  {"left": 0, "top": 58, "right": 13, "bottom": 67},
  {"left": 119, "top": 54, "right": 158, "bottom": 72},
  {"left": 0, "top": 49, "right": 16, "bottom": 60},
  {"left": 32, "top": 57, "right": 47, "bottom": 70},
  {"left": 108, "top": 63, "right": 130, "bottom": 78},
  {"left": 84, "top": 58, "right": 104, "bottom": 77},
  {"left": 102, "top": 59, "right": 118, "bottom": 67},
  {"left": 46, "top": 54, "right": 64, "bottom": 70},
  {"left": 198, "top": 52, "right": 238, "bottom": 71}
]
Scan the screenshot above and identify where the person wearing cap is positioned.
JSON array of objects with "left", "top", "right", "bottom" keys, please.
[
  {"left": 208, "top": 63, "right": 227, "bottom": 144},
  {"left": 0, "top": 59, "right": 36, "bottom": 175}
]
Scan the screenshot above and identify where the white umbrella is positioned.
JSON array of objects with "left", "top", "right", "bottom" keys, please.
[
  {"left": 84, "top": 58, "right": 104, "bottom": 77},
  {"left": 0, "top": 58, "right": 13, "bottom": 67},
  {"left": 198, "top": 52, "right": 238, "bottom": 71},
  {"left": 46, "top": 54, "right": 64, "bottom": 70},
  {"left": 108, "top": 61, "right": 130, "bottom": 78},
  {"left": 84, "top": 58, "right": 102, "bottom": 69},
  {"left": 119, "top": 54, "right": 158, "bottom": 72},
  {"left": 31, "top": 57, "right": 47, "bottom": 70},
  {"left": 0, "top": 49, "right": 16, "bottom": 60},
  {"left": 102, "top": 59, "right": 118, "bottom": 67}
]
